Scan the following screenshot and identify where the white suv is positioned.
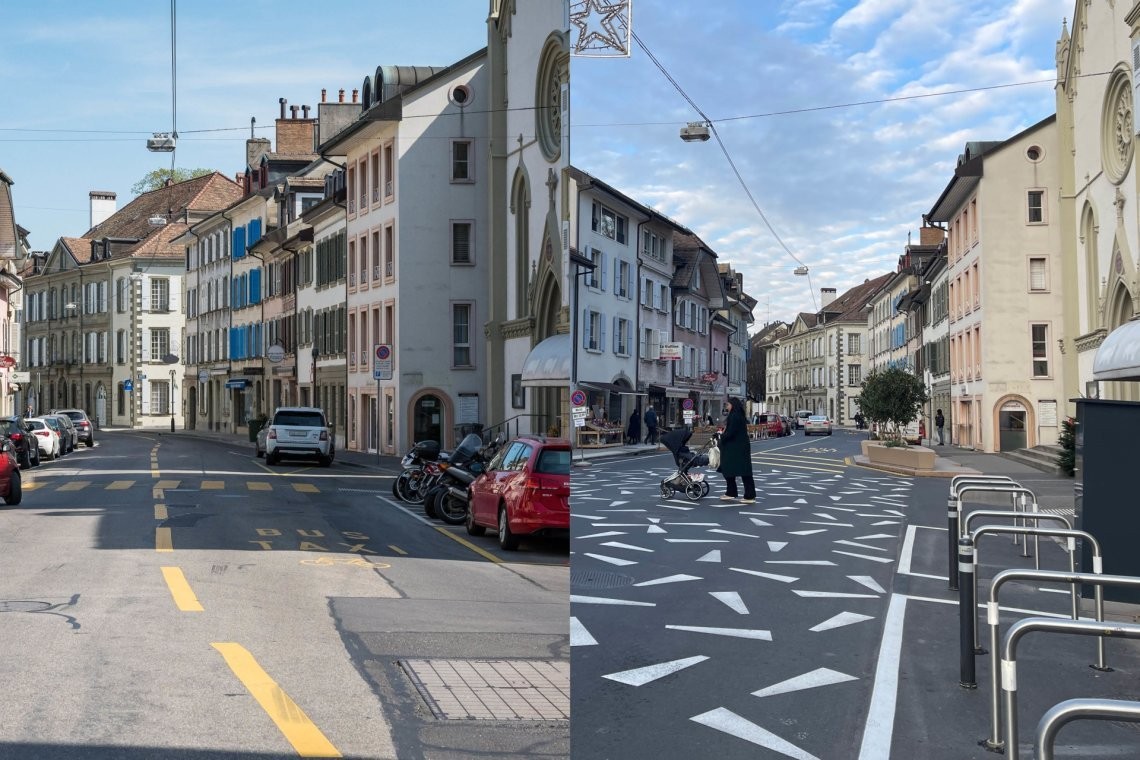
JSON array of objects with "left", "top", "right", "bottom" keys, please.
[{"left": 264, "top": 407, "right": 334, "bottom": 467}]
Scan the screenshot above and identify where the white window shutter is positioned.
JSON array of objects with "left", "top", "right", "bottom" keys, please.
[
  {"left": 600, "top": 253, "right": 607, "bottom": 292},
  {"left": 599, "top": 313, "right": 607, "bottom": 352},
  {"left": 640, "top": 329, "right": 647, "bottom": 357},
  {"left": 141, "top": 328, "right": 152, "bottom": 362},
  {"left": 100, "top": 332, "right": 107, "bottom": 363},
  {"left": 612, "top": 316, "right": 619, "bottom": 353},
  {"left": 582, "top": 309, "right": 591, "bottom": 348},
  {"left": 649, "top": 329, "right": 660, "bottom": 360},
  {"left": 140, "top": 276, "right": 152, "bottom": 312},
  {"left": 169, "top": 282, "right": 181, "bottom": 314},
  {"left": 140, "top": 381, "right": 151, "bottom": 415}
]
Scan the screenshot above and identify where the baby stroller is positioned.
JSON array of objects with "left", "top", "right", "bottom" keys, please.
[{"left": 659, "top": 427, "right": 716, "bottom": 501}]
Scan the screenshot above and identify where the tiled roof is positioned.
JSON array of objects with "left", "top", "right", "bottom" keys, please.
[
  {"left": 671, "top": 247, "right": 696, "bottom": 287},
  {"left": 59, "top": 237, "right": 90, "bottom": 263},
  {"left": 284, "top": 176, "right": 326, "bottom": 189},
  {"left": 0, "top": 171, "right": 17, "bottom": 259},
  {"left": 266, "top": 152, "right": 320, "bottom": 163},
  {"left": 672, "top": 230, "right": 711, "bottom": 253},
  {"left": 830, "top": 273, "right": 894, "bottom": 322},
  {"left": 84, "top": 172, "right": 241, "bottom": 241},
  {"left": 118, "top": 221, "right": 190, "bottom": 260}
]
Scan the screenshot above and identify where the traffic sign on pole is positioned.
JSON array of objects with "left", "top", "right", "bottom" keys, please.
[{"left": 373, "top": 344, "right": 393, "bottom": 380}]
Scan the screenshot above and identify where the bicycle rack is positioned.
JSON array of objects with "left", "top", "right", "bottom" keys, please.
[
  {"left": 998, "top": 616, "right": 1140, "bottom": 757},
  {"left": 982, "top": 570, "right": 1140, "bottom": 751},
  {"left": 950, "top": 485, "right": 1037, "bottom": 590},
  {"left": 951, "top": 475, "right": 1023, "bottom": 538},
  {"left": 958, "top": 525, "right": 1101, "bottom": 689},
  {"left": 1035, "top": 698, "right": 1140, "bottom": 760}
]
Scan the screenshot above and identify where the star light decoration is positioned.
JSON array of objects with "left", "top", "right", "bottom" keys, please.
[{"left": 571, "top": 0, "right": 632, "bottom": 58}]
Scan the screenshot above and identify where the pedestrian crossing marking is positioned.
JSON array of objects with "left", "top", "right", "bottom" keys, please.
[
  {"left": 24, "top": 481, "right": 44, "bottom": 491},
  {"left": 293, "top": 483, "right": 320, "bottom": 494},
  {"left": 106, "top": 480, "right": 134, "bottom": 490},
  {"left": 247, "top": 482, "right": 272, "bottom": 491},
  {"left": 156, "top": 480, "right": 181, "bottom": 490},
  {"left": 57, "top": 481, "right": 90, "bottom": 491},
  {"left": 201, "top": 480, "right": 224, "bottom": 490}
]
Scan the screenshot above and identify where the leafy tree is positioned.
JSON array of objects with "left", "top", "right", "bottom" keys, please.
[
  {"left": 131, "top": 167, "right": 215, "bottom": 195},
  {"left": 858, "top": 367, "right": 928, "bottom": 446},
  {"left": 1056, "top": 416, "right": 1076, "bottom": 476}
]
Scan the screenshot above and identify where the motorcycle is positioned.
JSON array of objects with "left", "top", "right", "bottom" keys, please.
[
  {"left": 429, "top": 432, "right": 507, "bottom": 525},
  {"left": 393, "top": 440, "right": 447, "bottom": 504}
]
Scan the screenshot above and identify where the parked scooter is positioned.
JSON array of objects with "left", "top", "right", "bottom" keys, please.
[
  {"left": 429, "top": 432, "right": 507, "bottom": 525},
  {"left": 393, "top": 440, "right": 448, "bottom": 504}
]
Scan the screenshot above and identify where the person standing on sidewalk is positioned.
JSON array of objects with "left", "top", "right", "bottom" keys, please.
[
  {"left": 626, "top": 407, "right": 641, "bottom": 446},
  {"left": 935, "top": 409, "right": 945, "bottom": 446},
  {"left": 644, "top": 405, "right": 658, "bottom": 445},
  {"left": 717, "top": 397, "right": 756, "bottom": 503}
]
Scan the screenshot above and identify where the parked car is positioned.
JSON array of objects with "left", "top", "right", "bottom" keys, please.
[
  {"left": 44, "top": 414, "right": 76, "bottom": 453},
  {"left": 263, "top": 407, "right": 334, "bottom": 466},
  {"left": 466, "top": 435, "right": 570, "bottom": 550},
  {"left": 53, "top": 409, "right": 94, "bottom": 447},
  {"left": 0, "top": 439, "right": 22, "bottom": 505},
  {"left": 0, "top": 416, "right": 39, "bottom": 469},
  {"left": 26, "top": 417, "right": 61, "bottom": 460},
  {"left": 755, "top": 413, "right": 787, "bottom": 438},
  {"left": 793, "top": 410, "right": 813, "bottom": 429},
  {"left": 804, "top": 415, "right": 833, "bottom": 436}
]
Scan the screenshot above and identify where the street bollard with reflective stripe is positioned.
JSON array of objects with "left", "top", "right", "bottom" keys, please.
[
  {"left": 958, "top": 537, "right": 977, "bottom": 689},
  {"left": 948, "top": 499, "right": 960, "bottom": 590}
]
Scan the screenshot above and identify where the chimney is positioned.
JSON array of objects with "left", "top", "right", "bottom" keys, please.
[
  {"left": 338, "top": 88, "right": 345, "bottom": 103},
  {"left": 89, "top": 191, "right": 117, "bottom": 229},
  {"left": 821, "top": 287, "right": 837, "bottom": 309},
  {"left": 290, "top": 105, "right": 299, "bottom": 119},
  {"left": 279, "top": 97, "right": 287, "bottom": 119},
  {"left": 352, "top": 88, "right": 359, "bottom": 103},
  {"left": 246, "top": 136, "right": 271, "bottom": 169},
  {"left": 276, "top": 105, "right": 316, "bottom": 154},
  {"left": 302, "top": 105, "right": 310, "bottom": 119},
  {"left": 919, "top": 225, "right": 945, "bottom": 246},
  {"left": 321, "top": 88, "right": 327, "bottom": 103}
]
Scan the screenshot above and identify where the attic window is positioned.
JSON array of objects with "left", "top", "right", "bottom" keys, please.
[{"left": 1026, "top": 145, "right": 1043, "bottom": 162}]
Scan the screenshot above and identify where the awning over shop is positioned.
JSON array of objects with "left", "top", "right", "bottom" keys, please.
[
  {"left": 578, "top": 381, "right": 646, "bottom": 396},
  {"left": 1093, "top": 318, "right": 1140, "bottom": 381},
  {"left": 663, "top": 387, "right": 691, "bottom": 399},
  {"left": 225, "top": 379, "right": 251, "bottom": 389},
  {"left": 521, "top": 333, "right": 570, "bottom": 387}
]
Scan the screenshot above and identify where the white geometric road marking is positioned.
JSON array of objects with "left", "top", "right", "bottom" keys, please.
[
  {"left": 666, "top": 625, "right": 772, "bottom": 640},
  {"left": 708, "top": 529, "right": 760, "bottom": 538},
  {"left": 766, "top": 560, "right": 836, "bottom": 566},
  {"left": 802, "top": 521, "right": 854, "bottom": 527},
  {"left": 578, "top": 531, "right": 628, "bottom": 539},
  {"left": 767, "top": 541, "right": 787, "bottom": 552},
  {"left": 583, "top": 553, "right": 638, "bottom": 566},
  {"left": 666, "top": 539, "right": 731, "bottom": 543},
  {"left": 853, "top": 533, "right": 895, "bottom": 541},
  {"left": 832, "top": 550, "right": 894, "bottom": 564},
  {"left": 730, "top": 568, "right": 798, "bottom": 583},
  {"left": 809, "top": 612, "right": 875, "bottom": 632},
  {"left": 871, "top": 520, "right": 901, "bottom": 526},
  {"left": 848, "top": 575, "right": 886, "bottom": 594},
  {"left": 749, "top": 518, "right": 774, "bottom": 528},
  {"left": 696, "top": 550, "right": 722, "bottom": 563},
  {"left": 633, "top": 574, "right": 702, "bottom": 587},
  {"left": 600, "top": 541, "right": 655, "bottom": 553},
  {"left": 602, "top": 655, "right": 710, "bottom": 686},
  {"left": 709, "top": 591, "right": 749, "bottom": 614},
  {"left": 691, "top": 708, "right": 821, "bottom": 760},
  {"left": 570, "top": 595, "right": 655, "bottom": 606},
  {"left": 570, "top": 616, "right": 598, "bottom": 646},
  {"left": 647, "top": 525, "right": 667, "bottom": 534},
  {"left": 792, "top": 590, "right": 879, "bottom": 599},
  {"left": 751, "top": 667, "right": 859, "bottom": 697},
  {"left": 834, "top": 540, "right": 889, "bottom": 552},
  {"left": 572, "top": 514, "right": 606, "bottom": 519},
  {"left": 812, "top": 513, "right": 837, "bottom": 520},
  {"left": 788, "top": 529, "right": 827, "bottom": 536}
]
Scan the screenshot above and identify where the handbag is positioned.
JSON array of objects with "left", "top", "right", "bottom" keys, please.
[{"left": 707, "top": 443, "right": 721, "bottom": 469}]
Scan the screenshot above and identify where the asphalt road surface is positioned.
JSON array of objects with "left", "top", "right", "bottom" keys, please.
[
  {"left": 570, "top": 429, "right": 1140, "bottom": 760},
  {"left": 0, "top": 430, "right": 569, "bottom": 759}
]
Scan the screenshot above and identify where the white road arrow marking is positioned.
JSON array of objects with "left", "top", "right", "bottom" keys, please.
[
  {"left": 848, "top": 575, "right": 886, "bottom": 593},
  {"left": 767, "top": 541, "right": 787, "bottom": 552},
  {"left": 696, "top": 550, "right": 722, "bottom": 563},
  {"left": 570, "top": 616, "right": 598, "bottom": 646},
  {"left": 634, "top": 574, "right": 702, "bottom": 587},
  {"left": 730, "top": 567, "right": 798, "bottom": 583},
  {"left": 691, "top": 708, "right": 821, "bottom": 760},
  {"left": 666, "top": 625, "right": 772, "bottom": 640},
  {"left": 647, "top": 525, "right": 667, "bottom": 534},
  {"left": 602, "top": 655, "right": 709, "bottom": 686},
  {"left": 809, "top": 612, "right": 875, "bottom": 632},
  {"left": 710, "top": 591, "right": 750, "bottom": 614},
  {"left": 751, "top": 667, "right": 859, "bottom": 697},
  {"left": 750, "top": 518, "right": 774, "bottom": 528}
]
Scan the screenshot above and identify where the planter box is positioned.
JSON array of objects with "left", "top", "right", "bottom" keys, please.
[{"left": 861, "top": 440, "right": 936, "bottom": 470}]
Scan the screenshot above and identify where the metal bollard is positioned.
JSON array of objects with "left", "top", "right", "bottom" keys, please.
[
  {"left": 958, "top": 537, "right": 977, "bottom": 688},
  {"left": 948, "top": 497, "right": 960, "bottom": 590},
  {"left": 1036, "top": 698, "right": 1140, "bottom": 760}
]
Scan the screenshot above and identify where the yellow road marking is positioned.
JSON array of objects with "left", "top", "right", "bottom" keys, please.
[
  {"left": 106, "top": 480, "right": 134, "bottom": 490},
  {"left": 246, "top": 481, "right": 272, "bottom": 491},
  {"left": 201, "top": 480, "right": 224, "bottom": 490},
  {"left": 433, "top": 526, "right": 502, "bottom": 564},
  {"left": 156, "top": 479, "right": 181, "bottom": 489},
  {"left": 387, "top": 545, "right": 408, "bottom": 556},
  {"left": 154, "top": 504, "right": 168, "bottom": 520},
  {"left": 211, "top": 643, "right": 342, "bottom": 758},
  {"left": 155, "top": 527, "right": 173, "bottom": 552},
  {"left": 57, "top": 481, "right": 90, "bottom": 491},
  {"left": 24, "top": 481, "right": 43, "bottom": 491},
  {"left": 293, "top": 483, "right": 319, "bottom": 494},
  {"left": 160, "top": 567, "right": 204, "bottom": 612}
]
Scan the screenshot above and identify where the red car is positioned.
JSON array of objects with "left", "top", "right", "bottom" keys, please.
[
  {"left": 466, "top": 435, "right": 570, "bottom": 550},
  {"left": 0, "top": 439, "right": 22, "bottom": 505}
]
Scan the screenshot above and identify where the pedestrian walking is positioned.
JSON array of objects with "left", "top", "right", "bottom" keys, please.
[
  {"left": 626, "top": 408, "right": 641, "bottom": 446},
  {"left": 717, "top": 397, "right": 756, "bottom": 503},
  {"left": 935, "top": 409, "right": 945, "bottom": 446},
  {"left": 644, "top": 405, "right": 658, "bottom": 445}
]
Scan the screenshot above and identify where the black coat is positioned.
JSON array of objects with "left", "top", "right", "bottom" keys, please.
[
  {"left": 935, "top": 412, "right": 945, "bottom": 429},
  {"left": 717, "top": 407, "right": 753, "bottom": 478},
  {"left": 644, "top": 408, "right": 657, "bottom": 430},
  {"left": 627, "top": 411, "right": 641, "bottom": 441}
]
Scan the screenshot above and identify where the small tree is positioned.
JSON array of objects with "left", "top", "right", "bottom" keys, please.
[
  {"left": 131, "top": 167, "right": 215, "bottom": 195},
  {"left": 1056, "top": 416, "right": 1076, "bottom": 476},
  {"left": 858, "top": 367, "right": 928, "bottom": 447}
]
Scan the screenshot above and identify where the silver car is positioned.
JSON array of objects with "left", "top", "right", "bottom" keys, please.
[
  {"left": 804, "top": 415, "right": 833, "bottom": 436},
  {"left": 262, "top": 407, "right": 335, "bottom": 467}
]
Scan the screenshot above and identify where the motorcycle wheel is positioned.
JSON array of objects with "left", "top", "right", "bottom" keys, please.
[
  {"left": 423, "top": 487, "right": 442, "bottom": 518},
  {"left": 392, "top": 473, "right": 406, "bottom": 501},
  {"left": 404, "top": 472, "right": 429, "bottom": 505},
  {"left": 438, "top": 492, "right": 468, "bottom": 525},
  {"left": 685, "top": 482, "right": 704, "bottom": 501}
]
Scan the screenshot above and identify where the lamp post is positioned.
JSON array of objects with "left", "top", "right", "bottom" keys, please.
[{"left": 169, "top": 368, "right": 176, "bottom": 432}]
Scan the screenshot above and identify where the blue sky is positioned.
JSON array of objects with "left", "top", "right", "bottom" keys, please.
[
  {"left": 570, "top": 0, "right": 1073, "bottom": 327},
  {"left": 2, "top": 1, "right": 488, "bottom": 252}
]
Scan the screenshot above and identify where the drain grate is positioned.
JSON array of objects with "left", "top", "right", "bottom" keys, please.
[
  {"left": 400, "top": 659, "right": 569, "bottom": 722},
  {"left": 570, "top": 569, "right": 634, "bottom": 589}
]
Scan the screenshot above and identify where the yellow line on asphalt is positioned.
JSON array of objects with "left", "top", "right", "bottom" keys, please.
[
  {"left": 155, "top": 527, "right": 173, "bottom": 552},
  {"left": 156, "top": 479, "right": 181, "bottom": 490},
  {"left": 106, "top": 480, "right": 134, "bottom": 490},
  {"left": 57, "top": 481, "right": 90, "bottom": 491},
  {"left": 387, "top": 545, "right": 408, "bottom": 555},
  {"left": 433, "top": 526, "right": 502, "bottom": 564},
  {"left": 211, "top": 643, "right": 342, "bottom": 758},
  {"left": 201, "top": 480, "right": 224, "bottom": 490},
  {"left": 293, "top": 483, "right": 319, "bottom": 494},
  {"left": 154, "top": 504, "right": 168, "bottom": 520},
  {"left": 160, "top": 567, "right": 204, "bottom": 612},
  {"left": 24, "top": 481, "right": 43, "bottom": 491},
  {"left": 246, "top": 481, "right": 272, "bottom": 491}
]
